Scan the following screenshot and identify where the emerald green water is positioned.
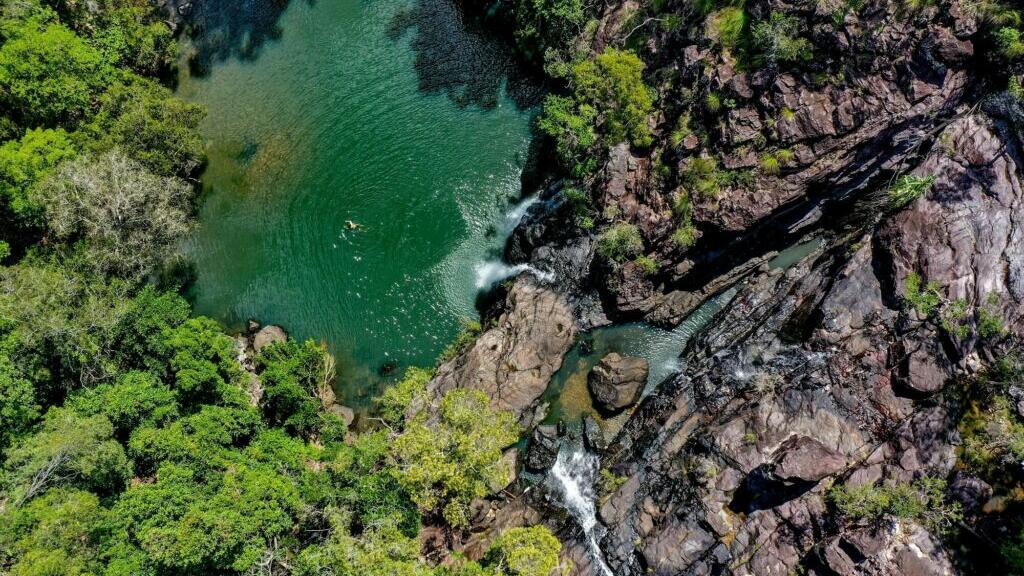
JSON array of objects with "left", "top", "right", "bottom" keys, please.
[{"left": 177, "top": 0, "right": 538, "bottom": 405}]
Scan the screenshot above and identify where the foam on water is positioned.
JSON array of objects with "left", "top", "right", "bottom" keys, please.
[{"left": 548, "top": 447, "right": 614, "bottom": 576}]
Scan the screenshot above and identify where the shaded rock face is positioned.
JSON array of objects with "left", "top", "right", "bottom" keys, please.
[
  {"left": 572, "top": 111, "right": 1022, "bottom": 576},
  {"left": 525, "top": 424, "right": 560, "bottom": 472},
  {"left": 423, "top": 277, "right": 577, "bottom": 425},
  {"left": 587, "top": 353, "right": 648, "bottom": 415}
]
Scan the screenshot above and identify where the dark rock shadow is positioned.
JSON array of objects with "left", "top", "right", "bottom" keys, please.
[
  {"left": 728, "top": 465, "right": 817, "bottom": 514},
  {"left": 177, "top": 0, "right": 311, "bottom": 76},
  {"left": 386, "top": 0, "right": 545, "bottom": 110}
]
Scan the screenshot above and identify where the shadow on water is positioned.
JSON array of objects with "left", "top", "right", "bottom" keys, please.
[
  {"left": 386, "top": 0, "right": 545, "bottom": 110},
  {"left": 179, "top": 0, "right": 310, "bottom": 76}
]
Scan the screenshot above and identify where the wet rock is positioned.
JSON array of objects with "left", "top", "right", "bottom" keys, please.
[
  {"left": 587, "top": 353, "right": 648, "bottom": 414},
  {"left": 583, "top": 415, "right": 607, "bottom": 453},
  {"left": 525, "top": 424, "right": 560, "bottom": 472},
  {"left": 253, "top": 324, "right": 287, "bottom": 353}
]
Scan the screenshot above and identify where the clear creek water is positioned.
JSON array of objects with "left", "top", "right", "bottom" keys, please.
[{"left": 177, "top": 0, "right": 540, "bottom": 405}]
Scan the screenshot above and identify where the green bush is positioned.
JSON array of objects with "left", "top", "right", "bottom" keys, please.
[
  {"left": 759, "top": 153, "right": 780, "bottom": 174},
  {"left": 538, "top": 48, "right": 654, "bottom": 174},
  {"left": 751, "top": 12, "right": 812, "bottom": 65},
  {"left": 704, "top": 92, "right": 722, "bottom": 112},
  {"left": 997, "top": 26, "right": 1024, "bottom": 59},
  {"left": 682, "top": 156, "right": 726, "bottom": 196},
  {"left": 903, "top": 272, "right": 942, "bottom": 316},
  {"left": 669, "top": 114, "right": 692, "bottom": 147},
  {"left": 634, "top": 255, "right": 659, "bottom": 275},
  {"left": 1010, "top": 75, "right": 1024, "bottom": 100},
  {"left": 828, "top": 477, "right": 962, "bottom": 533},
  {"left": 672, "top": 224, "right": 697, "bottom": 247},
  {"left": 707, "top": 7, "right": 747, "bottom": 49},
  {"left": 596, "top": 222, "right": 644, "bottom": 263},
  {"left": 889, "top": 174, "right": 934, "bottom": 209}
]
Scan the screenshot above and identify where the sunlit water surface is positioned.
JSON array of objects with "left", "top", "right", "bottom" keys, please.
[{"left": 178, "top": 0, "right": 539, "bottom": 405}]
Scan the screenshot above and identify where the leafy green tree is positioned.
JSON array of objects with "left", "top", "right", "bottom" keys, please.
[
  {"left": 0, "top": 261, "right": 133, "bottom": 388},
  {"left": 296, "top": 516, "right": 434, "bottom": 576},
  {"left": 538, "top": 48, "right": 653, "bottom": 175},
  {"left": 106, "top": 285, "right": 191, "bottom": 374},
  {"left": 513, "top": 0, "right": 587, "bottom": 58},
  {"left": 0, "top": 17, "right": 114, "bottom": 128},
  {"left": 257, "top": 339, "right": 328, "bottom": 436},
  {"left": 137, "top": 462, "right": 304, "bottom": 573},
  {"left": 376, "top": 366, "right": 433, "bottom": 426},
  {"left": 0, "top": 127, "right": 76, "bottom": 231},
  {"left": 485, "top": 526, "right": 564, "bottom": 576},
  {"left": 67, "top": 370, "right": 178, "bottom": 437},
  {"left": 89, "top": 5, "right": 177, "bottom": 75},
  {"left": 160, "top": 316, "right": 245, "bottom": 406},
  {"left": 82, "top": 79, "right": 206, "bottom": 177},
  {"left": 391, "top": 388, "right": 519, "bottom": 528},
  {"left": 328, "top": 430, "right": 421, "bottom": 536},
  {"left": 536, "top": 95, "right": 598, "bottom": 177},
  {"left": 0, "top": 488, "right": 112, "bottom": 576},
  {"left": 0, "top": 352, "right": 39, "bottom": 454},
  {"left": 3, "top": 407, "right": 131, "bottom": 502},
  {"left": 38, "top": 150, "right": 195, "bottom": 279},
  {"left": 128, "top": 404, "right": 262, "bottom": 474}
]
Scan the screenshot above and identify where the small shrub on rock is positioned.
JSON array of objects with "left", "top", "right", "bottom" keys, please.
[{"left": 597, "top": 222, "right": 643, "bottom": 263}]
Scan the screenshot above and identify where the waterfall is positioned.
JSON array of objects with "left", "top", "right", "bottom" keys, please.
[
  {"left": 503, "top": 195, "right": 540, "bottom": 233},
  {"left": 474, "top": 262, "right": 554, "bottom": 289},
  {"left": 473, "top": 196, "right": 554, "bottom": 290},
  {"left": 547, "top": 448, "right": 614, "bottom": 576}
]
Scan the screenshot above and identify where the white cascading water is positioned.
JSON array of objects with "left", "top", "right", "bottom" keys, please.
[
  {"left": 474, "top": 196, "right": 555, "bottom": 289},
  {"left": 474, "top": 262, "right": 554, "bottom": 288},
  {"left": 503, "top": 195, "right": 540, "bottom": 232},
  {"left": 548, "top": 448, "right": 614, "bottom": 576}
]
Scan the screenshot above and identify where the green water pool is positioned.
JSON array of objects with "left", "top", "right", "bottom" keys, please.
[{"left": 177, "top": 0, "right": 539, "bottom": 405}]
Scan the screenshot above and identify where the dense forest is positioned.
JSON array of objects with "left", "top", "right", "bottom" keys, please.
[{"left": 0, "top": 0, "right": 566, "bottom": 574}]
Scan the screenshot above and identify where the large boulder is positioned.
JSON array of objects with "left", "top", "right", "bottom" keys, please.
[
  {"left": 253, "top": 324, "right": 287, "bottom": 353},
  {"left": 772, "top": 436, "right": 847, "bottom": 482},
  {"left": 421, "top": 278, "right": 576, "bottom": 426},
  {"left": 587, "top": 353, "right": 648, "bottom": 415}
]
